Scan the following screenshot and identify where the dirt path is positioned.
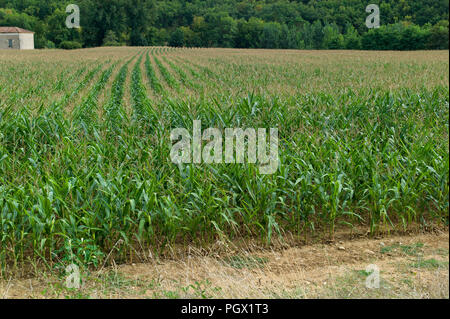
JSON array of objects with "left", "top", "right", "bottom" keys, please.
[{"left": 1, "top": 230, "right": 448, "bottom": 299}]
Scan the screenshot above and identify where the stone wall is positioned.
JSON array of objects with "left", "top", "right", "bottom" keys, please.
[{"left": 0, "top": 34, "right": 20, "bottom": 49}]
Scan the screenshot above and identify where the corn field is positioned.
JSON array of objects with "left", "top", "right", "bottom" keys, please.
[{"left": 0, "top": 47, "right": 448, "bottom": 273}]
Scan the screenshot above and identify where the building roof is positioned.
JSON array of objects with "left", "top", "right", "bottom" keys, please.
[{"left": 0, "top": 27, "right": 35, "bottom": 34}]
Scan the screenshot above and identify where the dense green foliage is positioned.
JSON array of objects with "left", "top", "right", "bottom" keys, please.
[
  {"left": 0, "top": 48, "right": 448, "bottom": 271},
  {"left": 0, "top": 0, "right": 448, "bottom": 49}
]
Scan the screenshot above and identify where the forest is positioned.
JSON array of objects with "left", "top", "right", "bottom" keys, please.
[{"left": 0, "top": 0, "right": 448, "bottom": 50}]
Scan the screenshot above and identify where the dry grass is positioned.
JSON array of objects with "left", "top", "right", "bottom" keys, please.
[{"left": 1, "top": 230, "right": 447, "bottom": 299}]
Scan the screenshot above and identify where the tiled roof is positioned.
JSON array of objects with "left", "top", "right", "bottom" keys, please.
[{"left": 0, "top": 27, "right": 35, "bottom": 34}]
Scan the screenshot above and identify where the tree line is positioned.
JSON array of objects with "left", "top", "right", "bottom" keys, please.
[{"left": 0, "top": 0, "right": 448, "bottom": 50}]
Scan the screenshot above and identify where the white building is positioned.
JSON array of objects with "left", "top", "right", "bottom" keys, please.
[{"left": 0, "top": 27, "right": 35, "bottom": 50}]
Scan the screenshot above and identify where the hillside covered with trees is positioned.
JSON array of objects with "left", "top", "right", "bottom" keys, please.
[{"left": 0, "top": 0, "right": 448, "bottom": 50}]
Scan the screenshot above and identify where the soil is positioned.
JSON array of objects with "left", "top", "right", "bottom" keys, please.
[{"left": 1, "top": 228, "right": 448, "bottom": 299}]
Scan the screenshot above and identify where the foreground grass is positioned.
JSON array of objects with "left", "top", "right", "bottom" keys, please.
[{"left": 1, "top": 231, "right": 447, "bottom": 299}]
